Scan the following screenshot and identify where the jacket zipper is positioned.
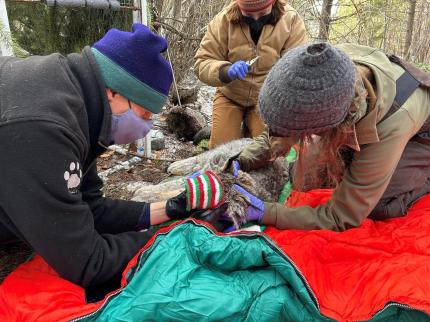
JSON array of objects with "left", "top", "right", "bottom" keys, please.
[
  {"left": 69, "top": 221, "right": 428, "bottom": 321},
  {"left": 356, "top": 302, "right": 416, "bottom": 322},
  {"left": 253, "top": 231, "right": 320, "bottom": 309},
  {"left": 82, "top": 158, "right": 97, "bottom": 178},
  {"left": 69, "top": 228, "right": 173, "bottom": 322},
  {"left": 239, "top": 22, "right": 258, "bottom": 108},
  {"left": 68, "top": 222, "right": 319, "bottom": 321},
  {"left": 81, "top": 141, "right": 109, "bottom": 178},
  {"left": 245, "top": 44, "right": 257, "bottom": 108},
  {"left": 241, "top": 232, "right": 426, "bottom": 321}
]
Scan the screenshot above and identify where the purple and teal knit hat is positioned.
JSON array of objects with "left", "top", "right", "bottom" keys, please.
[{"left": 92, "top": 23, "right": 173, "bottom": 114}]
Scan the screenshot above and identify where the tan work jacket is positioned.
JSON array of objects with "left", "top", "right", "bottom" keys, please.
[
  {"left": 263, "top": 43, "right": 430, "bottom": 231},
  {"left": 193, "top": 4, "right": 307, "bottom": 107}
]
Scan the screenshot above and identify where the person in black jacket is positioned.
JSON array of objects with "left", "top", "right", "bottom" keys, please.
[{"left": 0, "top": 23, "right": 224, "bottom": 291}]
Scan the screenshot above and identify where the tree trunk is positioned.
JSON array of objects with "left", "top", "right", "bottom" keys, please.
[
  {"left": 47, "top": 7, "right": 59, "bottom": 53},
  {"left": 172, "top": 0, "right": 181, "bottom": 27},
  {"left": 381, "top": 0, "right": 392, "bottom": 51},
  {"left": 318, "top": 0, "right": 333, "bottom": 40},
  {"left": 153, "top": 0, "right": 164, "bottom": 15},
  {"left": 403, "top": 0, "right": 417, "bottom": 60}
]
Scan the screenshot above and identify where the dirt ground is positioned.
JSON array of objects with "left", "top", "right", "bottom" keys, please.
[
  {"left": 98, "top": 131, "right": 195, "bottom": 200},
  {"left": 0, "top": 129, "right": 197, "bottom": 283}
]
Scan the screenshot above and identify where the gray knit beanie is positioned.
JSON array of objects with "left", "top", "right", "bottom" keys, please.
[{"left": 259, "top": 42, "right": 356, "bottom": 137}]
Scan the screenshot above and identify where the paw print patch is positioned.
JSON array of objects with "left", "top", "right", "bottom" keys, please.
[{"left": 64, "top": 162, "right": 82, "bottom": 194}]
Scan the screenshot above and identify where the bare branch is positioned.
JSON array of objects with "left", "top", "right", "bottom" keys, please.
[{"left": 153, "top": 21, "right": 202, "bottom": 40}]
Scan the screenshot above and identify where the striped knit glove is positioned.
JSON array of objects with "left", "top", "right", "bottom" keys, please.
[
  {"left": 184, "top": 171, "right": 224, "bottom": 211},
  {"left": 165, "top": 171, "right": 224, "bottom": 220}
]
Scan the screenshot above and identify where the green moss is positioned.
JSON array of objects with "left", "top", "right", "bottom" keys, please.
[
  {"left": 416, "top": 63, "right": 430, "bottom": 72},
  {"left": 193, "top": 139, "right": 209, "bottom": 155}
]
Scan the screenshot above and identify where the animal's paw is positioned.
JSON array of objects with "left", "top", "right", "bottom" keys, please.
[
  {"left": 214, "top": 169, "right": 259, "bottom": 228},
  {"left": 226, "top": 188, "right": 249, "bottom": 228},
  {"left": 64, "top": 162, "right": 82, "bottom": 194}
]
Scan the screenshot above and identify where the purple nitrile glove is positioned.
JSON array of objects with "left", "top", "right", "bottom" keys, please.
[
  {"left": 232, "top": 184, "right": 265, "bottom": 222},
  {"left": 227, "top": 61, "right": 249, "bottom": 81},
  {"left": 187, "top": 171, "right": 201, "bottom": 179},
  {"left": 221, "top": 184, "right": 265, "bottom": 233}
]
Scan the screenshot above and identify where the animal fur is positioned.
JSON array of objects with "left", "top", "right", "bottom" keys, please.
[
  {"left": 167, "top": 138, "right": 290, "bottom": 228},
  {"left": 167, "top": 138, "right": 253, "bottom": 175}
]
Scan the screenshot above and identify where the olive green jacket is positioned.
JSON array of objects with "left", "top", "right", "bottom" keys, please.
[
  {"left": 193, "top": 4, "right": 307, "bottom": 107},
  {"left": 262, "top": 44, "right": 430, "bottom": 231}
]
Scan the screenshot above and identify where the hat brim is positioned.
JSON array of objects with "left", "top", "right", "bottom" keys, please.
[{"left": 92, "top": 48, "right": 167, "bottom": 114}]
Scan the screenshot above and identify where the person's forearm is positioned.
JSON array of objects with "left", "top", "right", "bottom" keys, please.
[{"left": 150, "top": 201, "right": 170, "bottom": 225}]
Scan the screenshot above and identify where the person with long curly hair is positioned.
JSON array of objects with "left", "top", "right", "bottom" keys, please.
[{"left": 225, "top": 42, "right": 430, "bottom": 232}]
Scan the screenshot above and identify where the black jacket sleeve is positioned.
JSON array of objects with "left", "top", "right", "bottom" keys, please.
[
  {"left": 81, "top": 163, "right": 148, "bottom": 234},
  {"left": 0, "top": 121, "right": 153, "bottom": 287}
]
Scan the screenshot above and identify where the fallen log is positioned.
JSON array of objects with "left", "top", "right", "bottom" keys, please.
[{"left": 164, "top": 105, "right": 206, "bottom": 141}]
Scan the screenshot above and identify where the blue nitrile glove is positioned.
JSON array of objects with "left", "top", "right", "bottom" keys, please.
[{"left": 227, "top": 61, "right": 249, "bottom": 80}]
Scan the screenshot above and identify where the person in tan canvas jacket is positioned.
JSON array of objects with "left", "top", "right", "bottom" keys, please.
[
  {"left": 222, "top": 42, "right": 430, "bottom": 232},
  {"left": 194, "top": 0, "right": 307, "bottom": 149}
]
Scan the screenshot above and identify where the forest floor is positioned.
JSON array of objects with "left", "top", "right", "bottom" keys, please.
[{"left": 98, "top": 131, "right": 196, "bottom": 200}]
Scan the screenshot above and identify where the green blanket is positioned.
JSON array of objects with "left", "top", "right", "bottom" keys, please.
[
  {"left": 80, "top": 222, "right": 327, "bottom": 321},
  {"left": 74, "top": 221, "right": 428, "bottom": 321}
]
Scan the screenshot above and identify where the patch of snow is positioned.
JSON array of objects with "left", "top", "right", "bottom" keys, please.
[
  {"left": 98, "top": 156, "right": 142, "bottom": 182},
  {"left": 197, "top": 85, "right": 215, "bottom": 124}
]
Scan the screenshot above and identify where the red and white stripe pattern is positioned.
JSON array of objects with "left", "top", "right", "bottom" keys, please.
[{"left": 184, "top": 171, "right": 224, "bottom": 211}]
